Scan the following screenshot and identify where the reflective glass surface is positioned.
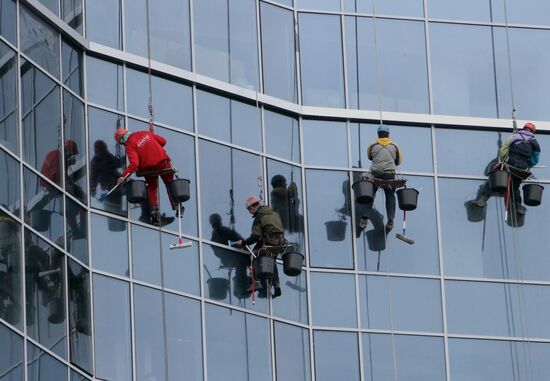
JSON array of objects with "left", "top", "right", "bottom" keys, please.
[
  {"left": 93, "top": 274, "right": 132, "bottom": 381},
  {"left": 87, "top": 107, "right": 127, "bottom": 217},
  {"left": 264, "top": 109, "right": 300, "bottom": 163},
  {"left": 65, "top": 197, "right": 88, "bottom": 264},
  {"left": 501, "top": 0, "right": 550, "bottom": 26},
  {"left": 274, "top": 322, "right": 311, "bottom": 381},
  {"left": 359, "top": 275, "right": 443, "bottom": 332},
  {"left": 27, "top": 342, "right": 67, "bottom": 381},
  {"left": 0, "top": 322, "right": 23, "bottom": 380},
  {"left": 272, "top": 263, "right": 308, "bottom": 324},
  {"left": 132, "top": 224, "right": 161, "bottom": 285},
  {"left": 24, "top": 229, "right": 66, "bottom": 358},
  {"left": 430, "top": 23, "right": 497, "bottom": 118},
  {"left": 0, "top": 210, "right": 22, "bottom": 329},
  {"left": 299, "top": 14, "right": 345, "bottom": 108},
  {"left": 124, "top": 0, "right": 191, "bottom": 69},
  {"left": 363, "top": 334, "right": 446, "bottom": 381},
  {"left": 36, "top": 0, "right": 58, "bottom": 14},
  {"left": 20, "top": 6, "right": 59, "bottom": 78},
  {"left": 297, "top": 0, "right": 339, "bottom": 11},
  {"left": 86, "top": 0, "right": 121, "bottom": 48},
  {"left": 306, "top": 170, "right": 353, "bottom": 269},
  {"left": 197, "top": 90, "right": 261, "bottom": 150},
  {"left": 344, "top": 0, "right": 424, "bottom": 17},
  {"left": 126, "top": 68, "right": 193, "bottom": 131},
  {"left": 314, "top": 331, "right": 360, "bottom": 381},
  {"left": 428, "top": 0, "right": 492, "bottom": 22},
  {"left": 161, "top": 232, "right": 199, "bottom": 295},
  {"left": 205, "top": 303, "right": 272, "bottom": 381},
  {"left": 63, "top": 90, "right": 87, "bottom": 203},
  {"left": 303, "top": 120, "right": 348, "bottom": 167},
  {"left": 0, "top": 0, "right": 16, "bottom": 45},
  {"left": 260, "top": 2, "right": 297, "bottom": 102},
  {"left": 0, "top": 42, "right": 18, "bottom": 154},
  {"left": 311, "top": 272, "right": 357, "bottom": 327},
  {"left": 61, "top": 0, "right": 83, "bottom": 32},
  {"left": 346, "top": 17, "right": 429, "bottom": 113},
  {"left": 67, "top": 259, "right": 92, "bottom": 373},
  {"left": 0, "top": 148, "right": 20, "bottom": 216},
  {"left": 90, "top": 213, "right": 128, "bottom": 276},
  {"left": 61, "top": 40, "right": 83, "bottom": 96},
  {"left": 86, "top": 56, "right": 124, "bottom": 111}
]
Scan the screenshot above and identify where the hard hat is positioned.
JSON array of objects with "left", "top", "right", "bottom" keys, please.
[
  {"left": 114, "top": 128, "right": 129, "bottom": 144},
  {"left": 64, "top": 140, "right": 78, "bottom": 155},
  {"left": 377, "top": 124, "right": 390, "bottom": 134},
  {"left": 245, "top": 195, "right": 261, "bottom": 209},
  {"left": 523, "top": 122, "right": 536, "bottom": 133},
  {"left": 270, "top": 174, "right": 287, "bottom": 187}
]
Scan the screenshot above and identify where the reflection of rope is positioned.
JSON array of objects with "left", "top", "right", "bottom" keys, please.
[{"left": 156, "top": 191, "right": 170, "bottom": 381}]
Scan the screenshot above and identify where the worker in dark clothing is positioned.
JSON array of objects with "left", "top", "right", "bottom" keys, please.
[
  {"left": 90, "top": 140, "right": 123, "bottom": 200},
  {"left": 114, "top": 125, "right": 180, "bottom": 226},
  {"left": 361, "top": 125, "right": 402, "bottom": 233},
  {"left": 233, "top": 196, "right": 285, "bottom": 298}
]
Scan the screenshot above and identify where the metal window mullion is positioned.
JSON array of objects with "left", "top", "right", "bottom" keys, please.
[
  {"left": 255, "top": 0, "right": 264, "bottom": 94},
  {"left": 128, "top": 224, "right": 138, "bottom": 381},
  {"left": 189, "top": 0, "right": 196, "bottom": 73},
  {"left": 423, "top": 0, "right": 434, "bottom": 116},
  {"left": 293, "top": 5, "right": 302, "bottom": 105},
  {"left": 120, "top": 0, "right": 126, "bottom": 51}
]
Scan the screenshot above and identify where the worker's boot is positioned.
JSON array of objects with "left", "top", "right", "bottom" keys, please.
[
  {"left": 150, "top": 208, "right": 161, "bottom": 227},
  {"left": 174, "top": 204, "right": 184, "bottom": 218},
  {"left": 385, "top": 220, "right": 394, "bottom": 234},
  {"left": 472, "top": 194, "right": 489, "bottom": 208}
]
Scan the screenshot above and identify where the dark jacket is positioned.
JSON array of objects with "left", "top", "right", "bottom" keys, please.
[
  {"left": 499, "top": 130, "right": 541, "bottom": 170},
  {"left": 242, "top": 206, "right": 285, "bottom": 246}
]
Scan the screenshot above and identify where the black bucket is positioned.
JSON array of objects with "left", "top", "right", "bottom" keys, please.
[
  {"left": 489, "top": 170, "right": 509, "bottom": 193},
  {"left": 282, "top": 252, "right": 304, "bottom": 276},
  {"left": 124, "top": 180, "right": 147, "bottom": 203},
  {"left": 254, "top": 256, "right": 275, "bottom": 279},
  {"left": 233, "top": 275, "right": 252, "bottom": 299},
  {"left": 523, "top": 184, "right": 543, "bottom": 207},
  {"left": 352, "top": 180, "right": 375, "bottom": 204},
  {"left": 325, "top": 220, "right": 347, "bottom": 241},
  {"left": 396, "top": 188, "right": 419, "bottom": 211},
  {"left": 47, "top": 298, "right": 64, "bottom": 324},
  {"left": 169, "top": 178, "right": 191, "bottom": 203},
  {"left": 108, "top": 217, "right": 126, "bottom": 232},
  {"left": 506, "top": 210, "right": 525, "bottom": 228},
  {"left": 30, "top": 210, "right": 51, "bottom": 232},
  {"left": 207, "top": 277, "right": 229, "bottom": 300},
  {"left": 366, "top": 229, "right": 386, "bottom": 252},
  {"left": 465, "top": 201, "right": 486, "bottom": 222}
]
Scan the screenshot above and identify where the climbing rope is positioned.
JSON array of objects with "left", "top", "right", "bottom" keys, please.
[
  {"left": 145, "top": 0, "right": 154, "bottom": 125},
  {"left": 502, "top": 0, "right": 516, "bottom": 126}
]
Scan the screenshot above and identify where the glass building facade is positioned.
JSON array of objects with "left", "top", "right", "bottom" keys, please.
[{"left": 2, "top": 0, "right": 550, "bottom": 380}]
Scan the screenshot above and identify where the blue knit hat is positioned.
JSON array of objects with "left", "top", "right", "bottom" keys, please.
[{"left": 377, "top": 124, "right": 389, "bottom": 134}]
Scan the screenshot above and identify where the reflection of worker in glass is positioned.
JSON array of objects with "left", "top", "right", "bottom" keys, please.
[
  {"left": 0, "top": 215, "right": 20, "bottom": 323},
  {"left": 361, "top": 125, "right": 402, "bottom": 233},
  {"left": 270, "top": 174, "right": 303, "bottom": 234},
  {"left": 233, "top": 196, "right": 285, "bottom": 298},
  {"left": 90, "top": 140, "right": 123, "bottom": 204}
]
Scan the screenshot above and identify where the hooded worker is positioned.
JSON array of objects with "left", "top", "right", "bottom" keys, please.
[
  {"left": 362, "top": 125, "right": 402, "bottom": 233},
  {"left": 233, "top": 195, "right": 285, "bottom": 298},
  {"left": 114, "top": 125, "right": 180, "bottom": 226}
]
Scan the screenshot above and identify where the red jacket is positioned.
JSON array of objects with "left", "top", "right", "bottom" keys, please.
[
  {"left": 121, "top": 131, "right": 170, "bottom": 178},
  {"left": 40, "top": 150, "right": 61, "bottom": 186}
]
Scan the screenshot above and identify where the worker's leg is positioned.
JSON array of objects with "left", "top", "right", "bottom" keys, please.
[
  {"left": 511, "top": 177, "right": 525, "bottom": 215},
  {"left": 384, "top": 187, "right": 396, "bottom": 223},
  {"left": 473, "top": 181, "right": 492, "bottom": 207},
  {"left": 272, "top": 263, "right": 281, "bottom": 298},
  {"left": 145, "top": 175, "right": 160, "bottom": 225}
]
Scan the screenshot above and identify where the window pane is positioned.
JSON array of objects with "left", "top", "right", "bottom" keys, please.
[
  {"left": 297, "top": 0, "right": 339, "bottom": 11},
  {"left": 0, "top": 42, "right": 18, "bottom": 154},
  {"left": 61, "top": 0, "right": 83, "bottom": 32},
  {"left": 260, "top": 3, "right": 297, "bottom": 102},
  {"left": 272, "top": 263, "right": 308, "bottom": 323},
  {"left": 25, "top": 229, "right": 66, "bottom": 358},
  {"left": 430, "top": 23, "right": 497, "bottom": 118},
  {"left": 20, "top": 6, "right": 60, "bottom": 78},
  {"left": 501, "top": 0, "right": 550, "bottom": 26},
  {"left": 363, "top": 334, "right": 446, "bottom": 381},
  {"left": 165, "top": 293, "right": 203, "bottom": 381},
  {"left": 299, "top": 14, "right": 345, "bottom": 108},
  {"left": 264, "top": 109, "right": 300, "bottom": 162},
  {"left": 91, "top": 213, "right": 128, "bottom": 276},
  {"left": 306, "top": 170, "right": 353, "bottom": 269},
  {"left": 127, "top": 68, "right": 193, "bottom": 131},
  {"left": 274, "top": 322, "right": 311, "bottom": 381},
  {"left": 229, "top": 0, "right": 259, "bottom": 90},
  {"left": 311, "top": 272, "right": 357, "bottom": 328},
  {"left": 88, "top": 107, "right": 127, "bottom": 217},
  {"left": 93, "top": 274, "right": 132, "bottom": 381},
  {"left": 314, "top": 331, "right": 360, "bottom": 381},
  {"left": 161, "top": 232, "right": 199, "bottom": 295},
  {"left": 0, "top": 148, "right": 20, "bottom": 216},
  {"left": 86, "top": 0, "right": 121, "bottom": 48},
  {"left": 62, "top": 40, "right": 83, "bottom": 96},
  {"left": 0, "top": 210, "right": 22, "bottom": 329},
  {"left": 0, "top": 323, "right": 23, "bottom": 380},
  {"left": 132, "top": 224, "right": 161, "bottom": 284},
  {"left": 359, "top": 276, "right": 443, "bottom": 332},
  {"left": 63, "top": 90, "right": 87, "bottom": 203},
  {"left": 303, "top": 120, "right": 348, "bottom": 167},
  {"left": 205, "top": 303, "right": 272, "bottom": 381},
  {"left": 27, "top": 342, "right": 67, "bottom": 381},
  {"left": 346, "top": 17, "right": 428, "bottom": 113},
  {"left": 428, "top": 0, "right": 492, "bottom": 22},
  {"left": 86, "top": 56, "right": 124, "bottom": 111},
  {"left": 344, "top": 0, "right": 424, "bottom": 17},
  {"left": 68, "top": 259, "right": 92, "bottom": 374},
  {"left": 65, "top": 197, "right": 88, "bottom": 264},
  {"left": 36, "top": 0, "right": 58, "bottom": 14},
  {"left": 124, "top": 0, "right": 191, "bottom": 69},
  {"left": 0, "top": 0, "right": 16, "bottom": 45}
]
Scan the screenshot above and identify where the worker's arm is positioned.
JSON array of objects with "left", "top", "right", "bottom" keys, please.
[
  {"left": 530, "top": 139, "right": 541, "bottom": 167},
  {"left": 393, "top": 143, "right": 402, "bottom": 166},
  {"left": 499, "top": 136, "right": 512, "bottom": 161},
  {"left": 367, "top": 142, "right": 375, "bottom": 161},
  {"left": 152, "top": 133, "right": 166, "bottom": 147},
  {"left": 120, "top": 146, "right": 139, "bottom": 178}
]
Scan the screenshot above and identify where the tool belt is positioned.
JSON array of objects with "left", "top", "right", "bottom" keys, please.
[{"left": 136, "top": 160, "right": 176, "bottom": 177}]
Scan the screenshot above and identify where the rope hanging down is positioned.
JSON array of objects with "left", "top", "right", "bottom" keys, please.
[
  {"left": 145, "top": 0, "right": 154, "bottom": 124},
  {"left": 502, "top": 0, "right": 516, "bottom": 130}
]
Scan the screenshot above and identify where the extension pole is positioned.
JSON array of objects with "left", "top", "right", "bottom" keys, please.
[{"left": 504, "top": 174, "right": 512, "bottom": 223}]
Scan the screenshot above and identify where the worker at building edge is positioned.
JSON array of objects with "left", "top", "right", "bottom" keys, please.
[
  {"left": 498, "top": 122, "right": 541, "bottom": 214},
  {"left": 361, "top": 124, "right": 402, "bottom": 233},
  {"left": 114, "top": 124, "right": 180, "bottom": 226},
  {"left": 233, "top": 195, "right": 285, "bottom": 298}
]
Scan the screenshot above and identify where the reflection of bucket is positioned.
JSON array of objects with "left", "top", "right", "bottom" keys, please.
[
  {"left": 325, "top": 221, "right": 347, "bottom": 241},
  {"left": 465, "top": 201, "right": 486, "bottom": 222},
  {"left": 207, "top": 278, "right": 229, "bottom": 300},
  {"left": 282, "top": 252, "right": 304, "bottom": 276},
  {"left": 169, "top": 178, "right": 191, "bottom": 203},
  {"left": 489, "top": 170, "right": 508, "bottom": 192},
  {"left": 366, "top": 229, "right": 386, "bottom": 252},
  {"left": 254, "top": 256, "right": 275, "bottom": 279},
  {"left": 523, "top": 184, "right": 544, "bottom": 206},
  {"left": 352, "top": 180, "right": 375, "bottom": 204},
  {"left": 233, "top": 276, "right": 252, "bottom": 299},
  {"left": 47, "top": 298, "right": 64, "bottom": 324},
  {"left": 30, "top": 210, "right": 51, "bottom": 232},
  {"left": 108, "top": 217, "right": 126, "bottom": 232},
  {"left": 124, "top": 180, "right": 147, "bottom": 203},
  {"left": 506, "top": 210, "right": 525, "bottom": 228},
  {"left": 396, "top": 188, "right": 419, "bottom": 211}
]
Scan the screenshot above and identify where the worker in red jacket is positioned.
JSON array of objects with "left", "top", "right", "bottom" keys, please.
[{"left": 114, "top": 125, "right": 179, "bottom": 226}]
